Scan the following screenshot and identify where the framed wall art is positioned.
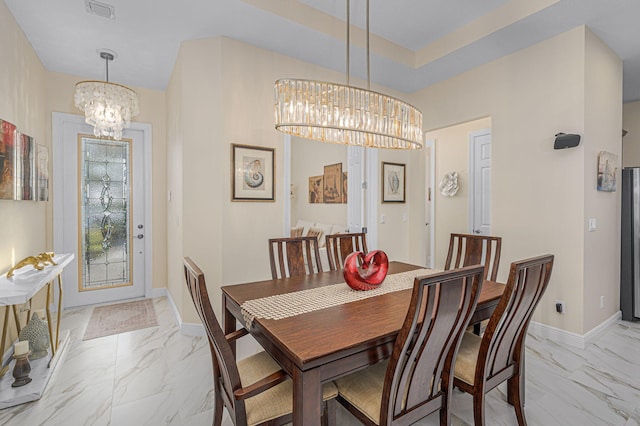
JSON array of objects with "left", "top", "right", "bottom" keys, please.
[
  {"left": 597, "top": 151, "right": 618, "bottom": 192},
  {"left": 231, "top": 143, "right": 275, "bottom": 201},
  {"left": 323, "top": 163, "right": 342, "bottom": 204},
  {"left": 382, "top": 162, "right": 406, "bottom": 203},
  {"left": 308, "top": 175, "right": 324, "bottom": 203},
  {"left": 0, "top": 119, "right": 17, "bottom": 200},
  {"left": 15, "top": 132, "right": 35, "bottom": 200},
  {"left": 36, "top": 143, "right": 49, "bottom": 201}
]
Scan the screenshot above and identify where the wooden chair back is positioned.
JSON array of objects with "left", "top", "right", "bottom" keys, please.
[
  {"left": 379, "top": 265, "right": 484, "bottom": 425},
  {"left": 325, "top": 232, "right": 368, "bottom": 270},
  {"left": 445, "top": 233, "right": 502, "bottom": 281},
  {"left": 268, "top": 236, "right": 322, "bottom": 279},
  {"left": 183, "top": 257, "right": 247, "bottom": 425},
  {"left": 476, "top": 254, "right": 554, "bottom": 390}
]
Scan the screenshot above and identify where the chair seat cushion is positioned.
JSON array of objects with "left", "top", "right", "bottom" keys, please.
[
  {"left": 453, "top": 331, "right": 482, "bottom": 386},
  {"left": 334, "top": 359, "right": 389, "bottom": 424},
  {"left": 238, "top": 351, "right": 338, "bottom": 426}
]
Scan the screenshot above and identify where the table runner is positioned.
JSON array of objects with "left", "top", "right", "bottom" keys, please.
[{"left": 241, "top": 268, "right": 439, "bottom": 328}]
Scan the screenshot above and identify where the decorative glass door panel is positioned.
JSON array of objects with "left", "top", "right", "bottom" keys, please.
[{"left": 78, "top": 136, "right": 133, "bottom": 291}]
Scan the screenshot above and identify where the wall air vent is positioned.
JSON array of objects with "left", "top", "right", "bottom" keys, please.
[{"left": 85, "top": 0, "right": 115, "bottom": 20}]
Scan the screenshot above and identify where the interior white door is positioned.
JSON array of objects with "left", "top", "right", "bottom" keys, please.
[
  {"left": 53, "top": 113, "right": 147, "bottom": 308},
  {"left": 424, "top": 139, "right": 435, "bottom": 268},
  {"left": 470, "top": 129, "right": 491, "bottom": 235}
]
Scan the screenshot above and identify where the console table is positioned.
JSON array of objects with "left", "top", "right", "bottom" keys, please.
[{"left": 0, "top": 253, "right": 74, "bottom": 408}]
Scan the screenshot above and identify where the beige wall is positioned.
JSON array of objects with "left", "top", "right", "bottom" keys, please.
[
  {"left": 0, "top": 1, "right": 49, "bottom": 352},
  {"left": 409, "top": 26, "right": 621, "bottom": 335},
  {"left": 623, "top": 101, "right": 640, "bottom": 167},
  {"left": 582, "top": 30, "right": 622, "bottom": 331},
  {"left": 291, "top": 137, "right": 347, "bottom": 228},
  {"left": 166, "top": 45, "right": 186, "bottom": 319},
  {"left": 166, "top": 37, "right": 417, "bottom": 325},
  {"left": 426, "top": 117, "right": 492, "bottom": 269}
]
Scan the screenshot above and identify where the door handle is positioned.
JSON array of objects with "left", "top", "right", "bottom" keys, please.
[
  {"left": 137, "top": 234, "right": 144, "bottom": 239},
  {"left": 473, "top": 229, "right": 481, "bottom": 234}
]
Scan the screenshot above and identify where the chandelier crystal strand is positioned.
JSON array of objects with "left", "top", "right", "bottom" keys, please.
[{"left": 274, "top": 79, "right": 422, "bottom": 149}]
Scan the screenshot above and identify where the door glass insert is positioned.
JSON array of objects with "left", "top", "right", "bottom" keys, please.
[{"left": 78, "top": 135, "right": 132, "bottom": 291}]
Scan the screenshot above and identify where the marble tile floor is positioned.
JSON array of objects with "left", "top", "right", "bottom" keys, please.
[{"left": 0, "top": 296, "right": 638, "bottom": 425}]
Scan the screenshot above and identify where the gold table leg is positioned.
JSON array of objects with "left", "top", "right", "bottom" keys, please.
[
  {"left": 55, "top": 274, "right": 63, "bottom": 353},
  {"left": 0, "top": 307, "right": 9, "bottom": 378},
  {"left": 45, "top": 281, "right": 56, "bottom": 358}
]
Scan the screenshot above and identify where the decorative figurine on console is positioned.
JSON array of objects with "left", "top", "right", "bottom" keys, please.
[
  {"left": 18, "top": 311, "right": 50, "bottom": 360},
  {"left": 6, "top": 252, "right": 57, "bottom": 278},
  {"left": 343, "top": 250, "right": 389, "bottom": 291}
]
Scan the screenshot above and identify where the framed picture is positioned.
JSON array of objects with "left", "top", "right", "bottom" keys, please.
[
  {"left": 0, "top": 119, "right": 17, "bottom": 200},
  {"left": 382, "top": 162, "right": 406, "bottom": 203},
  {"left": 36, "top": 143, "right": 49, "bottom": 201},
  {"left": 323, "top": 163, "right": 342, "bottom": 204},
  {"left": 597, "top": 151, "right": 618, "bottom": 192},
  {"left": 15, "top": 132, "right": 35, "bottom": 200},
  {"left": 308, "top": 175, "right": 324, "bottom": 203},
  {"left": 342, "top": 171, "right": 348, "bottom": 204},
  {"left": 231, "top": 143, "right": 275, "bottom": 201}
]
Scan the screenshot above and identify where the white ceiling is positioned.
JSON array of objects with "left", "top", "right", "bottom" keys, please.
[{"left": 5, "top": 0, "right": 640, "bottom": 102}]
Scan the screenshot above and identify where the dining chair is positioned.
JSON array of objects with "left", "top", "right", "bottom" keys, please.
[
  {"left": 444, "top": 233, "right": 502, "bottom": 281},
  {"left": 268, "top": 235, "right": 323, "bottom": 279},
  {"left": 325, "top": 232, "right": 368, "bottom": 270},
  {"left": 184, "top": 257, "right": 338, "bottom": 426},
  {"left": 334, "top": 265, "right": 484, "bottom": 426},
  {"left": 453, "top": 254, "right": 554, "bottom": 426}
]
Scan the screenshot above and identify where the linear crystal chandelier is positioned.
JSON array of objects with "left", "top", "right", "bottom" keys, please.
[
  {"left": 274, "top": 0, "right": 423, "bottom": 149},
  {"left": 74, "top": 50, "right": 139, "bottom": 140}
]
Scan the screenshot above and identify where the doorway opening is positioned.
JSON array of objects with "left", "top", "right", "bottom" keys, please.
[
  {"left": 424, "top": 117, "right": 492, "bottom": 269},
  {"left": 52, "top": 112, "right": 153, "bottom": 308}
]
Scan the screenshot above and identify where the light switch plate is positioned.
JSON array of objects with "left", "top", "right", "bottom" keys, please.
[{"left": 588, "top": 218, "right": 597, "bottom": 232}]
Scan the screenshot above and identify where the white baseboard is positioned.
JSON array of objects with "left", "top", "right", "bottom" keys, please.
[
  {"left": 528, "top": 310, "right": 621, "bottom": 349},
  {"left": 165, "top": 288, "right": 205, "bottom": 337},
  {"left": 150, "top": 287, "right": 168, "bottom": 299}
]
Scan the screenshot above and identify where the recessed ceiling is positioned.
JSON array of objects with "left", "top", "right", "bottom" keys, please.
[{"left": 5, "top": 0, "right": 640, "bottom": 102}]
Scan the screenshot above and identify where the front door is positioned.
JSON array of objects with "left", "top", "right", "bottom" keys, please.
[
  {"left": 53, "top": 113, "right": 147, "bottom": 308},
  {"left": 469, "top": 129, "right": 491, "bottom": 235}
]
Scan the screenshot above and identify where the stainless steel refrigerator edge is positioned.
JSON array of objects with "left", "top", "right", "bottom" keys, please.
[{"left": 621, "top": 167, "right": 640, "bottom": 320}]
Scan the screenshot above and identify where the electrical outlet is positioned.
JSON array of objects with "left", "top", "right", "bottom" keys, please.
[
  {"left": 555, "top": 300, "right": 566, "bottom": 314},
  {"left": 600, "top": 296, "right": 605, "bottom": 309}
]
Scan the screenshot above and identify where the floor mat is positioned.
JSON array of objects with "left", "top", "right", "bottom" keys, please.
[{"left": 83, "top": 299, "right": 158, "bottom": 340}]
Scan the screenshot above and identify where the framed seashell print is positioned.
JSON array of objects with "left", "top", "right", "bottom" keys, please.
[
  {"left": 231, "top": 143, "right": 275, "bottom": 201},
  {"left": 382, "top": 162, "right": 406, "bottom": 203}
]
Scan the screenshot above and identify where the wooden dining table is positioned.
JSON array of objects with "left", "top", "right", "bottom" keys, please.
[{"left": 221, "top": 261, "right": 505, "bottom": 426}]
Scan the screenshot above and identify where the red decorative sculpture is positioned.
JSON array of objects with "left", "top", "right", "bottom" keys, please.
[{"left": 343, "top": 250, "right": 389, "bottom": 291}]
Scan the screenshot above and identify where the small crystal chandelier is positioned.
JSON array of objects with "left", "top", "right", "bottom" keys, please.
[
  {"left": 74, "top": 49, "right": 139, "bottom": 140},
  {"left": 274, "top": 0, "right": 423, "bottom": 149}
]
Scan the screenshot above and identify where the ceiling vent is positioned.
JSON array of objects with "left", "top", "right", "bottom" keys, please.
[{"left": 85, "top": 0, "right": 115, "bottom": 19}]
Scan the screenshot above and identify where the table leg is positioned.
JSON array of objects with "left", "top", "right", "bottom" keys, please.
[
  {"left": 55, "top": 274, "right": 63, "bottom": 352},
  {"left": 292, "top": 367, "right": 322, "bottom": 426},
  {"left": 0, "top": 307, "right": 10, "bottom": 378},
  {"left": 11, "top": 305, "right": 22, "bottom": 334},
  {"left": 45, "top": 281, "right": 56, "bottom": 358},
  {"left": 222, "top": 296, "right": 237, "bottom": 357}
]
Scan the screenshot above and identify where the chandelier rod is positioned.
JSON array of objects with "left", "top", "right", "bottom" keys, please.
[
  {"left": 366, "top": 0, "right": 370, "bottom": 90},
  {"left": 100, "top": 51, "right": 114, "bottom": 83},
  {"left": 346, "top": 0, "right": 350, "bottom": 87}
]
